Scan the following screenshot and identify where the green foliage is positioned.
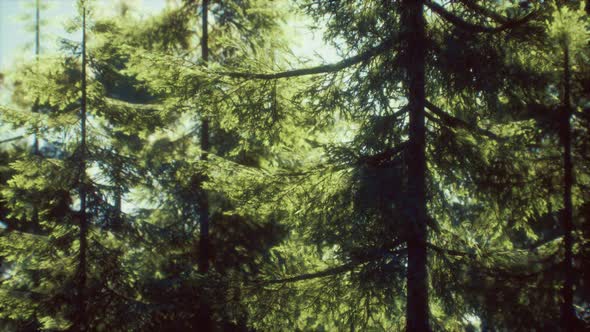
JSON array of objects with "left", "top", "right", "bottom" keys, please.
[{"left": 0, "top": 0, "right": 589, "bottom": 330}]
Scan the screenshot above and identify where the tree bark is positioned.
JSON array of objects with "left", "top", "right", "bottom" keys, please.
[
  {"left": 33, "top": 0, "right": 40, "bottom": 156},
  {"left": 560, "top": 40, "right": 575, "bottom": 332},
  {"left": 31, "top": 0, "right": 41, "bottom": 231},
  {"left": 425, "top": 1, "right": 535, "bottom": 34},
  {"left": 198, "top": 0, "right": 210, "bottom": 276},
  {"left": 402, "top": 1, "right": 430, "bottom": 331},
  {"left": 112, "top": 157, "right": 123, "bottom": 229}
]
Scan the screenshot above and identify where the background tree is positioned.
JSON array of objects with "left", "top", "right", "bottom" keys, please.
[
  {"left": 96, "top": 0, "right": 292, "bottom": 329},
  {"left": 0, "top": 1, "right": 157, "bottom": 329},
  {"left": 469, "top": 2, "right": 590, "bottom": 330}
]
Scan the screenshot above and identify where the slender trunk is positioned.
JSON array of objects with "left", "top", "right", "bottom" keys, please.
[
  {"left": 198, "top": 0, "right": 210, "bottom": 277},
  {"left": 198, "top": 0, "right": 210, "bottom": 272},
  {"left": 112, "top": 154, "right": 122, "bottom": 228},
  {"left": 35, "top": 0, "right": 39, "bottom": 58},
  {"left": 32, "top": 0, "right": 40, "bottom": 230},
  {"left": 560, "top": 41, "right": 575, "bottom": 332},
  {"left": 75, "top": 7, "right": 88, "bottom": 331},
  {"left": 29, "top": 0, "right": 42, "bottom": 293},
  {"left": 114, "top": 186, "right": 122, "bottom": 222},
  {"left": 403, "top": 1, "right": 430, "bottom": 331},
  {"left": 197, "top": 0, "right": 212, "bottom": 329}
]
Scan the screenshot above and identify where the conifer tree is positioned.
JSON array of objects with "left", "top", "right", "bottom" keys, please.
[
  {"left": 479, "top": 2, "right": 590, "bottom": 329},
  {"left": 0, "top": 1, "right": 48, "bottom": 329},
  {"left": 203, "top": 1, "right": 545, "bottom": 330},
  {"left": 0, "top": 1, "right": 155, "bottom": 329},
  {"left": 100, "top": 0, "right": 291, "bottom": 328},
  {"left": 0, "top": 1, "right": 588, "bottom": 330}
]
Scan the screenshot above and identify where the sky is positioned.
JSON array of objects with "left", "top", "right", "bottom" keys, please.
[
  {"left": 0, "top": 0, "right": 338, "bottom": 71},
  {"left": 0, "top": 0, "right": 170, "bottom": 70}
]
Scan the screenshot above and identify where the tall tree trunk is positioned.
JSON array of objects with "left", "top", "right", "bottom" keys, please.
[
  {"left": 198, "top": 0, "right": 210, "bottom": 275},
  {"left": 402, "top": 1, "right": 430, "bottom": 331},
  {"left": 32, "top": 0, "right": 40, "bottom": 229},
  {"left": 75, "top": 6, "right": 88, "bottom": 331},
  {"left": 112, "top": 153, "right": 122, "bottom": 229},
  {"left": 28, "top": 0, "right": 42, "bottom": 294},
  {"left": 33, "top": 0, "right": 40, "bottom": 155},
  {"left": 197, "top": 0, "right": 212, "bottom": 329},
  {"left": 560, "top": 40, "right": 575, "bottom": 332}
]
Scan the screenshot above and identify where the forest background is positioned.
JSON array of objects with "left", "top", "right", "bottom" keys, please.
[{"left": 0, "top": 0, "right": 589, "bottom": 331}]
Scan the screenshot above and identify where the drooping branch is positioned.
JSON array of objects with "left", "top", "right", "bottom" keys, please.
[
  {"left": 484, "top": 262, "right": 562, "bottom": 281},
  {"left": 262, "top": 261, "right": 361, "bottom": 284},
  {"left": 427, "top": 243, "right": 475, "bottom": 258},
  {"left": 216, "top": 36, "right": 398, "bottom": 80},
  {"left": 425, "top": 1, "right": 536, "bottom": 33},
  {"left": 0, "top": 228, "right": 48, "bottom": 239},
  {"left": 0, "top": 135, "right": 25, "bottom": 144},
  {"left": 425, "top": 100, "right": 503, "bottom": 141},
  {"left": 104, "top": 97, "right": 165, "bottom": 111},
  {"left": 258, "top": 241, "right": 407, "bottom": 285},
  {"left": 357, "top": 142, "right": 409, "bottom": 167},
  {"left": 457, "top": 0, "right": 510, "bottom": 23}
]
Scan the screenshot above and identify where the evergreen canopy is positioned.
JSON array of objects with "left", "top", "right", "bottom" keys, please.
[{"left": 0, "top": 0, "right": 589, "bottom": 331}]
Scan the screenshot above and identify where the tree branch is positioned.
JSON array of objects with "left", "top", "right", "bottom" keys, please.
[
  {"left": 357, "top": 142, "right": 408, "bottom": 167},
  {"left": 427, "top": 243, "right": 475, "bottom": 257},
  {"left": 260, "top": 241, "right": 407, "bottom": 285},
  {"left": 263, "top": 261, "right": 360, "bottom": 284},
  {"left": 216, "top": 36, "right": 398, "bottom": 80},
  {"left": 0, "top": 135, "right": 25, "bottom": 144},
  {"left": 425, "top": 100, "right": 503, "bottom": 141},
  {"left": 104, "top": 97, "right": 165, "bottom": 111},
  {"left": 480, "top": 262, "right": 561, "bottom": 281},
  {"left": 426, "top": 1, "right": 536, "bottom": 33},
  {"left": 104, "top": 285, "right": 176, "bottom": 311},
  {"left": 457, "top": 0, "right": 510, "bottom": 23}
]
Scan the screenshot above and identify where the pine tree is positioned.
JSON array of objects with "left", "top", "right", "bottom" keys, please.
[
  {"left": 0, "top": 1, "right": 157, "bottom": 329},
  {"left": 204, "top": 1, "right": 545, "bottom": 330},
  {"left": 478, "top": 2, "right": 590, "bottom": 329},
  {"left": 0, "top": 1, "right": 587, "bottom": 330},
  {"left": 97, "top": 0, "right": 291, "bottom": 328}
]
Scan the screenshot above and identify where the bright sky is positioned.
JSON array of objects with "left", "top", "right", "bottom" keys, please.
[
  {"left": 0, "top": 0, "right": 170, "bottom": 70},
  {"left": 0, "top": 0, "right": 338, "bottom": 71}
]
